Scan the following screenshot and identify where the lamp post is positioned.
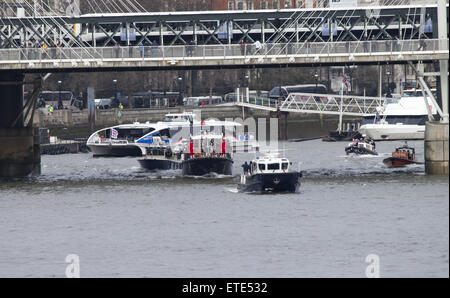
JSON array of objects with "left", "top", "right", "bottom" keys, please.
[
  {"left": 244, "top": 74, "right": 249, "bottom": 103},
  {"left": 178, "top": 76, "right": 183, "bottom": 106},
  {"left": 57, "top": 80, "right": 62, "bottom": 109},
  {"left": 113, "top": 79, "right": 118, "bottom": 107},
  {"left": 386, "top": 70, "right": 391, "bottom": 97},
  {"left": 314, "top": 72, "right": 319, "bottom": 92}
]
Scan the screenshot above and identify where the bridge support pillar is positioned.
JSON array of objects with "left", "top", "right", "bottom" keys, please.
[
  {"left": 0, "top": 72, "right": 24, "bottom": 128},
  {"left": 425, "top": 122, "right": 449, "bottom": 175},
  {"left": 0, "top": 72, "right": 41, "bottom": 178}
]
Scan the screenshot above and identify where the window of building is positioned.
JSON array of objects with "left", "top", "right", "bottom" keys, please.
[
  {"left": 273, "top": 1, "right": 279, "bottom": 9},
  {"left": 296, "top": 0, "right": 303, "bottom": 8},
  {"left": 284, "top": 1, "right": 291, "bottom": 8},
  {"left": 260, "top": 1, "right": 267, "bottom": 9},
  {"left": 237, "top": 1, "right": 244, "bottom": 10},
  {"left": 228, "top": 1, "right": 234, "bottom": 10},
  {"left": 247, "top": 1, "right": 254, "bottom": 9}
]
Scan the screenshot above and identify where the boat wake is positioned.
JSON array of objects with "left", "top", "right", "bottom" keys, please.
[
  {"left": 303, "top": 166, "right": 424, "bottom": 178},
  {"left": 184, "top": 172, "right": 234, "bottom": 179}
]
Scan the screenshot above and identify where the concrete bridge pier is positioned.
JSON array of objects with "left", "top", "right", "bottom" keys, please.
[
  {"left": 0, "top": 72, "right": 41, "bottom": 178},
  {"left": 425, "top": 122, "right": 449, "bottom": 175}
]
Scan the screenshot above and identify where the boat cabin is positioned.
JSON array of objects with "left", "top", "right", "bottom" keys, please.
[
  {"left": 357, "top": 141, "right": 375, "bottom": 152},
  {"left": 87, "top": 123, "right": 170, "bottom": 145},
  {"left": 392, "top": 146, "right": 415, "bottom": 160},
  {"left": 250, "top": 154, "right": 291, "bottom": 174},
  {"left": 186, "top": 132, "right": 229, "bottom": 158},
  {"left": 163, "top": 112, "right": 196, "bottom": 123}
]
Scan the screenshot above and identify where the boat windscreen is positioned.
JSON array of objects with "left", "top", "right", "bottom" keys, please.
[
  {"left": 115, "top": 128, "right": 155, "bottom": 140},
  {"left": 268, "top": 163, "right": 280, "bottom": 170}
]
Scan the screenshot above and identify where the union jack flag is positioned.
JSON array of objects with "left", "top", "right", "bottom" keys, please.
[
  {"left": 342, "top": 73, "right": 350, "bottom": 90},
  {"left": 111, "top": 128, "right": 119, "bottom": 139}
]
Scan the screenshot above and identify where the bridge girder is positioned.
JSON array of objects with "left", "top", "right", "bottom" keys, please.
[{"left": 0, "top": 5, "right": 444, "bottom": 49}]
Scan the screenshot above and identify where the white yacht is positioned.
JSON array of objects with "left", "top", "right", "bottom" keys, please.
[{"left": 359, "top": 89, "right": 439, "bottom": 140}]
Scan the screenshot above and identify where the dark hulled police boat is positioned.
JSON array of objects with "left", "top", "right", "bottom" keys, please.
[{"left": 238, "top": 152, "right": 302, "bottom": 193}]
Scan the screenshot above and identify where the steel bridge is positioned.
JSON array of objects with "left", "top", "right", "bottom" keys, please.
[{"left": 0, "top": 4, "right": 445, "bottom": 49}]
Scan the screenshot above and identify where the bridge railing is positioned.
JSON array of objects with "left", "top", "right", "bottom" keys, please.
[
  {"left": 0, "top": 39, "right": 447, "bottom": 63},
  {"left": 279, "top": 92, "right": 386, "bottom": 115}
]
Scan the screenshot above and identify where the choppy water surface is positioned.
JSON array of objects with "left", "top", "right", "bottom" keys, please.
[{"left": 0, "top": 140, "right": 448, "bottom": 277}]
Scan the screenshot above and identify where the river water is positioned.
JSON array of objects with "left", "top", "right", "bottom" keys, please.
[{"left": 0, "top": 140, "right": 448, "bottom": 277}]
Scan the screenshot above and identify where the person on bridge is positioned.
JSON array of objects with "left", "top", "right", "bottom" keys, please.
[
  {"left": 114, "top": 42, "right": 120, "bottom": 58},
  {"left": 42, "top": 42, "right": 48, "bottom": 59},
  {"left": 240, "top": 40, "right": 246, "bottom": 55},
  {"left": 253, "top": 40, "right": 262, "bottom": 54},
  {"left": 151, "top": 40, "right": 159, "bottom": 57},
  {"left": 363, "top": 33, "right": 369, "bottom": 52},
  {"left": 139, "top": 42, "right": 144, "bottom": 58},
  {"left": 266, "top": 39, "right": 273, "bottom": 54},
  {"left": 48, "top": 105, "right": 54, "bottom": 114},
  {"left": 370, "top": 35, "right": 377, "bottom": 52},
  {"left": 418, "top": 34, "right": 426, "bottom": 51}
]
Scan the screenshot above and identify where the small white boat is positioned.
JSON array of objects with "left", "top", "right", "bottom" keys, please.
[{"left": 345, "top": 138, "right": 378, "bottom": 155}]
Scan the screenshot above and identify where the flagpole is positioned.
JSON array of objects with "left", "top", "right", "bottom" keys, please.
[{"left": 339, "top": 69, "right": 344, "bottom": 134}]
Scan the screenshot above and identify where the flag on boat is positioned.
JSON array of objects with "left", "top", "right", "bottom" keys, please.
[
  {"left": 342, "top": 73, "right": 350, "bottom": 90},
  {"left": 111, "top": 128, "right": 119, "bottom": 139}
]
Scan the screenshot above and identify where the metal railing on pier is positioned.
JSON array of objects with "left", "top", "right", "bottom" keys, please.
[{"left": 235, "top": 92, "right": 386, "bottom": 116}]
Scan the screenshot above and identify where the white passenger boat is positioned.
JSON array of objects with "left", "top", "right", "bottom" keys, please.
[
  {"left": 86, "top": 122, "right": 170, "bottom": 157},
  {"left": 87, "top": 111, "right": 254, "bottom": 157},
  {"left": 359, "top": 89, "right": 439, "bottom": 140}
]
